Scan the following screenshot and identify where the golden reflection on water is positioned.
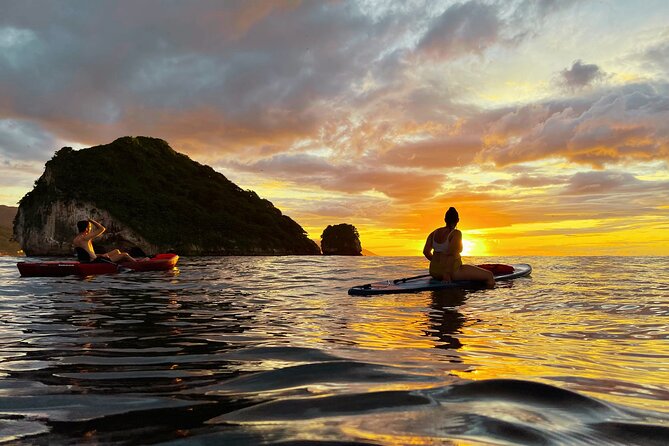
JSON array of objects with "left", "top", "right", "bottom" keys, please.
[
  {"left": 1, "top": 254, "right": 667, "bottom": 443},
  {"left": 340, "top": 258, "right": 669, "bottom": 414},
  {"left": 349, "top": 294, "right": 439, "bottom": 350},
  {"left": 348, "top": 288, "right": 470, "bottom": 354},
  {"left": 451, "top": 311, "right": 669, "bottom": 413},
  {"left": 450, "top": 262, "right": 669, "bottom": 414}
]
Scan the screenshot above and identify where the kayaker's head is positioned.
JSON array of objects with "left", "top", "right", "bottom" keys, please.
[
  {"left": 444, "top": 207, "right": 459, "bottom": 227},
  {"left": 77, "top": 220, "right": 90, "bottom": 234}
]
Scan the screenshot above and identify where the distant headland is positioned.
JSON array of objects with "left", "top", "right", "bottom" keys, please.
[{"left": 14, "top": 136, "right": 323, "bottom": 256}]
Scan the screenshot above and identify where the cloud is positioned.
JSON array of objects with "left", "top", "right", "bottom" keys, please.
[
  {"left": 639, "top": 35, "right": 669, "bottom": 76},
  {"left": 562, "top": 170, "right": 669, "bottom": 196},
  {"left": 0, "top": 0, "right": 617, "bottom": 173},
  {"left": 416, "top": 1, "right": 502, "bottom": 59},
  {"left": 0, "top": 119, "right": 60, "bottom": 160},
  {"left": 228, "top": 154, "right": 445, "bottom": 202},
  {"left": 559, "top": 60, "right": 605, "bottom": 90},
  {"left": 415, "top": 0, "right": 580, "bottom": 60},
  {"left": 507, "top": 173, "right": 569, "bottom": 188},
  {"left": 481, "top": 82, "right": 669, "bottom": 167},
  {"left": 0, "top": 1, "right": 407, "bottom": 149},
  {"left": 506, "top": 0, "right": 580, "bottom": 32},
  {"left": 380, "top": 135, "right": 482, "bottom": 169},
  {"left": 0, "top": 118, "right": 78, "bottom": 194},
  {"left": 0, "top": 0, "right": 667, "bottom": 256},
  {"left": 408, "top": 169, "right": 669, "bottom": 238}
]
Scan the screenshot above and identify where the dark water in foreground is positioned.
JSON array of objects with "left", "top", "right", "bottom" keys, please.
[{"left": 0, "top": 256, "right": 668, "bottom": 445}]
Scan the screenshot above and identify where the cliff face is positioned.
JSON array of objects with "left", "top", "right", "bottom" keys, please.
[
  {"left": 15, "top": 136, "right": 321, "bottom": 256},
  {"left": 14, "top": 201, "right": 158, "bottom": 256},
  {"left": 0, "top": 205, "right": 21, "bottom": 255}
]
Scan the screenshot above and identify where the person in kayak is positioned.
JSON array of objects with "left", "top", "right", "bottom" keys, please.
[
  {"left": 423, "top": 207, "right": 495, "bottom": 288},
  {"left": 73, "top": 219, "right": 136, "bottom": 263}
]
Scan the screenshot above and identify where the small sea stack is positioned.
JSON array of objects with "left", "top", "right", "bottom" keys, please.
[{"left": 321, "top": 223, "right": 362, "bottom": 256}]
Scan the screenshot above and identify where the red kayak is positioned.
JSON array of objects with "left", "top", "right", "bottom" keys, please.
[{"left": 17, "top": 253, "right": 179, "bottom": 277}]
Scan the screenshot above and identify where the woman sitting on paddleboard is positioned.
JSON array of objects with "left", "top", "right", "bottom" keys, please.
[
  {"left": 73, "top": 219, "right": 136, "bottom": 263},
  {"left": 423, "top": 207, "right": 494, "bottom": 288}
]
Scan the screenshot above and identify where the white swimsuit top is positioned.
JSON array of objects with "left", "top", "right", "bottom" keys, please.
[{"left": 432, "top": 230, "right": 453, "bottom": 253}]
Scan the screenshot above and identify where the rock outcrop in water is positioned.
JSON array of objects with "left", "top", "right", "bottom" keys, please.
[
  {"left": 320, "top": 223, "right": 362, "bottom": 256},
  {"left": 14, "top": 136, "right": 321, "bottom": 256}
]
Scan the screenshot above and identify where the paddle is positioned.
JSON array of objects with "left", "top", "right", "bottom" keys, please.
[
  {"left": 393, "top": 264, "right": 514, "bottom": 283},
  {"left": 393, "top": 273, "right": 432, "bottom": 284},
  {"left": 354, "top": 273, "right": 431, "bottom": 290},
  {"left": 95, "top": 256, "right": 134, "bottom": 273}
]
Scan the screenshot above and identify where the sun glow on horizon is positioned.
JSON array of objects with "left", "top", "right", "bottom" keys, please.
[
  {"left": 1, "top": 2, "right": 669, "bottom": 258},
  {"left": 461, "top": 236, "right": 488, "bottom": 256}
]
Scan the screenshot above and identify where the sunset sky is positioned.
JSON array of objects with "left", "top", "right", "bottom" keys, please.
[{"left": 1, "top": 1, "right": 668, "bottom": 256}]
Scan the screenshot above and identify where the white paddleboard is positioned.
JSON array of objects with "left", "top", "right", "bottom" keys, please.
[{"left": 348, "top": 264, "right": 532, "bottom": 296}]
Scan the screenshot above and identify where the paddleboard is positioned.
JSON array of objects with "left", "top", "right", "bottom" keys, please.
[{"left": 348, "top": 263, "right": 532, "bottom": 296}]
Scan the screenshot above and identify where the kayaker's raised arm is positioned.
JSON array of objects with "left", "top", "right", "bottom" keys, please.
[
  {"left": 87, "top": 219, "right": 106, "bottom": 239},
  {"left": 73, "top": 218, "right": 136, "bottom": 264}
]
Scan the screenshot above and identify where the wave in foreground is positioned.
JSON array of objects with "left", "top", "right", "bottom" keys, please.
[{"left": 4, "top": 350, "right": 667, "bottom": 445}]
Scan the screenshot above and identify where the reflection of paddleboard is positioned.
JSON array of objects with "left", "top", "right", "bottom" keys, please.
[{"left": 348, "top": 263, "right": 532, "bottom": 296}]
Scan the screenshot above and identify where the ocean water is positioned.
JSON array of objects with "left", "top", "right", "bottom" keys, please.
[{"left": 0, "top": 255, "right": 668, "bottom": 445}]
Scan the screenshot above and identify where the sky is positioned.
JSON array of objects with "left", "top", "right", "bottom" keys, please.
[{"left": 1, "top": 0, "right": 669, "bottom": 256}]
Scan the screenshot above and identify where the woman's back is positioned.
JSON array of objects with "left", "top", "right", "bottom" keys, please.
[{"left": 432, "top": 228, "right": 459, "bottom": 255}]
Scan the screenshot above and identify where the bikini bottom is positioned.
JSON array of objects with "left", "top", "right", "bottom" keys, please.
[{"left": 429, "top": 255, "right": 462, "bottom": 280}]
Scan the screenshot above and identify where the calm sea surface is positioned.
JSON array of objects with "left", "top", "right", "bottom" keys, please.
[{"left": 0, "top": 255, "right": 668, "bottom": 445}]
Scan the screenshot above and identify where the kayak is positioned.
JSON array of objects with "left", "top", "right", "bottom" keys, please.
[
  {"left": 17, "top": 253, "right": 179, "bottom": 277},
  {"left": 348, "top": 263, "right": 532, "bottom": 296}
]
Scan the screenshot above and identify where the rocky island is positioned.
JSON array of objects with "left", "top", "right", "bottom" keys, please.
[
  {"left": 14, "top": 136, "right": 321, "bottom": 256},
  {"left": 320, "top": 224, "right": 362, "bottom": 256}
]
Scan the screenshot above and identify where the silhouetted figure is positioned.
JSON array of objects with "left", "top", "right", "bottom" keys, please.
[{"left": 423, "top": 207, "right": 494, "bottom": 288}]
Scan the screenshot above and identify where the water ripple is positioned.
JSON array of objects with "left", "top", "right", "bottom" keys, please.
[{"left": 0, "top": 255, "right": 667, "bottom": 444}]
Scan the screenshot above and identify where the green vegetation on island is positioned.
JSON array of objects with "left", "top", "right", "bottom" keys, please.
[
  {"left": 321, "top": 223, "right": 362, "bottom": 256},
  {"left": 15, "top": 136, "right": 320, "bottom": 255}
]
